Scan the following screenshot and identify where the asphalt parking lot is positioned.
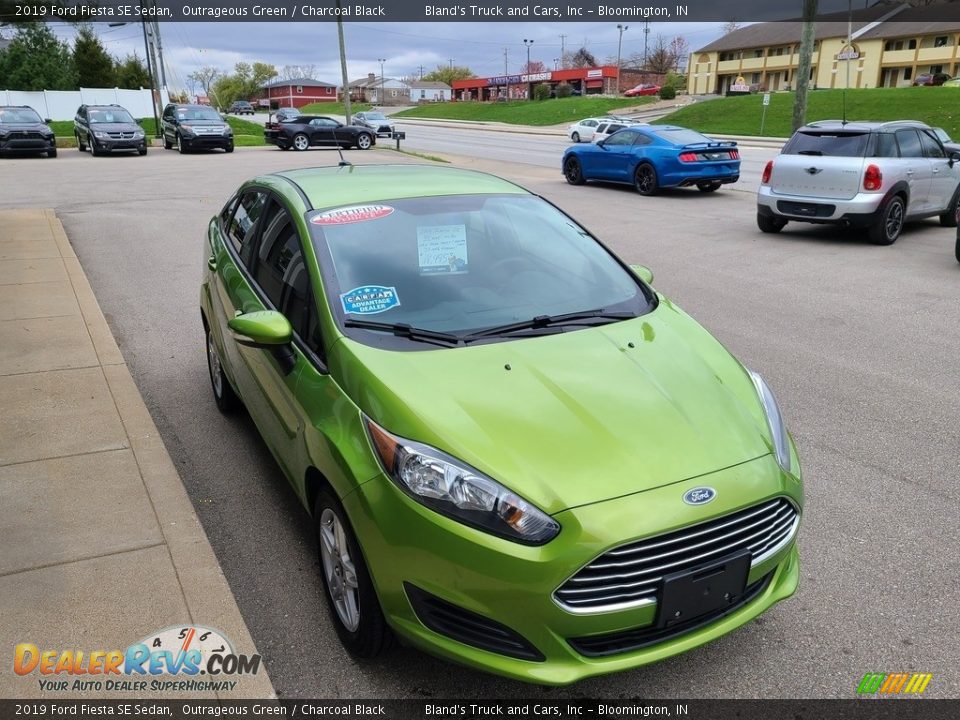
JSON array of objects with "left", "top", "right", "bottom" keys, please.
[{"left": 2, "top": 145, "right": 958, "bottom": 698}]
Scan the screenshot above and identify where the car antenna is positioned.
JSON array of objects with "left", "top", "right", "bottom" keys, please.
[{"left": 331, "top": 126, "right": 351, "bottom": 167}]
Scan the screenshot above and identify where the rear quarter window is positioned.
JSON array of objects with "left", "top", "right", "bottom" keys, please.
[{"left": 783, "top": 131, "right": 869, "bottom": 157}]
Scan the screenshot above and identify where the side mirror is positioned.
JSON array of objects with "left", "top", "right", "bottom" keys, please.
[
  {"left": 629, "top": 264, "right": 655, "bottom": 285},
  {"left": 597, "top": 140, "right": 607, "bottom": 149},
  {"left": 949, "top": 151, "right": 960, "bottom": 168},
  {"left": 228, "top": 311, "right": 293, "bottom": 348},
  {"left": 44, "top": 118, "right": 52, "bottom": 123}
]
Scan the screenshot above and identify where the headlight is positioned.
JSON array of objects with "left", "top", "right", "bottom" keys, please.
[
  {"left": 93, "top": 131, "right": 107, "bottom": 139},
  {"left": 747, "top": 370, "right": 792, "bottom": 474},
  {"left": 366, "top": 418, "right": 560, "bottom": 545},
  {"left": 180, "top": 124, "right": 194, "bottom": 133},
  {"left": 133, "top": 129, "right": 144, "bottom": 138},
  {"left": 222, "top": 127, "right": 233, "bottom": 136}
]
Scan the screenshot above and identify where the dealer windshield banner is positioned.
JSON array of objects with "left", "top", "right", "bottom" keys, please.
[{"left": 13, "top": 626, "right": 262, "bottom": 694}]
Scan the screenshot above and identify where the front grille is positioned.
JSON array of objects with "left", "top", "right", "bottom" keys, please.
[
  {"left": 11, "top": 131, "right": 44, "bottom": 140},
  {"left": 554, "top": 497, "right": 799, "bottom": 613},
  {"left": 404, "top": 583, "right": 544, "bottom": 661},
  {"left": 568, "top": 571, "right": 774, "bottom": 657},
  {"left": 107, "top": 131, "right": 136, "bottom": 139}
]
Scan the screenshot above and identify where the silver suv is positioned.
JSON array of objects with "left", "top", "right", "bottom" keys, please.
[{"left": 757, "top": 120, "right": 960, "bottom": 244}]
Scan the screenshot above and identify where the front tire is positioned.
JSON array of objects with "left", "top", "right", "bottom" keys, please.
[
  {"left": 47, "top": 148, "right": 57, "bottom": 158},
  {"left": 634, "top": 163, "right": 659, "bottom": 196},
  {"left": 163, "top": 134, "right": 172, "bottom": 150},
  {"left": 293, "top": 133, "right": 310, "bottom": 151},
  {"left": 757, "top": 212, "right": 787, "bottom": 233},
  {"left": 205, "top": 327, "right": 240, "bottom": 413},
  {"left": 138, "top": 145, "right": 147, "bottom": 156},
  {"left": 315, "top": 489, "right": 391, "bottom": 659},
  {"left": 356, "top": 133, "right": 372, "bottom": 150},
  {"left": 868, "top": 195, "right": 904, "bottom": 245},
  {"left": 955, "top": 231, "right": 960, "bottom": 264},
  {"left": 564, "top": 156, "right": 585, "bottom": 185},
  {"left": 939, "top": 189, "right": 960, "bottom": 227},
  {"left": 176, "top": 133, "right": 187, "bottom": 154},
  {"left": 571, "top": 131, "right": 580, "bottom": 143},
  {"left": 224, "top": 144, "right": 234, "bottom": 153}
]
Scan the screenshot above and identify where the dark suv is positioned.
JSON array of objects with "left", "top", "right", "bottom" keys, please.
[
  {"left": 161, "top": 104, "right": 234, "bottom": 153},
  {"left": 0, "top": 106, "right": 57, "bottom": 158},
  {"left": 74, "top": 104, "right": 147, "bottom": 156},
  {"left": 228, "top": 101, "right": 255, "bottom": 115}
]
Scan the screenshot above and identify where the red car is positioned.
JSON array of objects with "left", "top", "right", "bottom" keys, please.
[{"left": 624, "top": 83, "right": 661, "bottom": 97}]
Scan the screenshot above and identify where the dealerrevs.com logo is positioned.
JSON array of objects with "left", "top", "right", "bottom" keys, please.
[{"left": 14, "top": 625, "right": 262, "bottom": 693}]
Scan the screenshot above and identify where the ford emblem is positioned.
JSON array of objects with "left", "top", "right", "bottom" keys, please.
[{"left": 683, "top": 487, "right": 717, "bottom": 505}]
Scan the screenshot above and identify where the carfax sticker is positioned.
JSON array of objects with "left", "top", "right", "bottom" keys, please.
[
  {"left": 311, "top": 204, "right": 395, "bottom": 226},
  {"left": 340, "top": 286, "right": 400, "bottom": 315},
  {"left": 417, "top": 224, "right": 468, "bottom": 274}
]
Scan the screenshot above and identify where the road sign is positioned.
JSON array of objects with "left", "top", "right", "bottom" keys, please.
[{"left": 763, "top": 93, "right": 771, "bottom": 106}]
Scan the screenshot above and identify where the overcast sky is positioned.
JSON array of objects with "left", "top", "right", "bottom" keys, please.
[{"left": 47, "top": 21, "right": 730, "bottom": 90}]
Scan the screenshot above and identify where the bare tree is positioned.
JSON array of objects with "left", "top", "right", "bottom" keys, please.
[
  {"left": 668, "top": 36, "right": 689, "bottom": 71},
  {"left": 564, "top": 47, "right": 596, "bottom": 68},
  {"left": 722, "top": 21, "right": 742, "bottom": 35},
  {"left": 279, "top": 64, "right": 319, "bottom": 80},
  {"left": 187, "top": 66, "right": 222, "bottom": 103}
]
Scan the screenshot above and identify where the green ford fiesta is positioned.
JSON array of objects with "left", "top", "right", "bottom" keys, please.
[{"left": 200, "top": 164, "right": 803, "bottom": 685}]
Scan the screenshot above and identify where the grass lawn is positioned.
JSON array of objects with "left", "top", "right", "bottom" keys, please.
[
  {"left": 298, "top": 102, "right": 373, "bottom": 115},
  {"left": 654, "top": 87, "right": 960, "bottom": 139},
  {"left": 393, "top": 97, "right": 655, "bottom": 126},
  {"left": 50, "top": 117, "right": 266, "bottom": 145}
]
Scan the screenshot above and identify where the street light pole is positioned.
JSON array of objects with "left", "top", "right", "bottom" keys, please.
[
  {"left": 616, "top": 24, "right": 628, "bottom": 95},
  {"left": 523, "top": 38, "right": 534, "bottom": 100},
  {"left": 378, "top": 58, "right": 386, "bottom": 106}
]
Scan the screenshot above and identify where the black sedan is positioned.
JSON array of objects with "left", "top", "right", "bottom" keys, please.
[{"left": 264, "top": 116, "right": 375, "bottom": 151}]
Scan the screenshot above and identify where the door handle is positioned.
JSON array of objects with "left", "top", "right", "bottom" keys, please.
[
  {"left": 906, "top": 170, "right": 914, "bottom": 175},
  {"left": 207, "top": 256, "right": 217, "bottom": 271}
]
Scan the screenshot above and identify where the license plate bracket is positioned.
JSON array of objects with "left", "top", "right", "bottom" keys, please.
[{"left": 656, "top": 550, "right": 751, "bottom": 629}]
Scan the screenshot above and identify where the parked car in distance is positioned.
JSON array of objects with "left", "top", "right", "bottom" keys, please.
[
  {"left": 228, "top": 101, "right": 255, "bottom": 115},
  {"left": 0, "top": 106, "right": 56, "bottom": 158},
  {"left": 353, "top": 111, "right": 395, "bottom": 137},
  {"left": 591, "top": 120, "right": 629, "bottom": 144},
  {"left": 757, "top": 120, "right": 960, "bottom": 244},
  {"left": 74, "top": 104, "right": 147, "bottom": 156},
  {"left": 941, "top": 76, "right": 960, "bottom": 88},
  {"left": 201, "top": 163, "right": 802, "bottom": 685},
  {"left": 161, "top": 104, "right": 234, "bottom": 154},
  {"left": 624, "top": 83, "right": 661, "bottom": 97},
  {"left": 569, "top": 117, "right": 608, "bottom": 143},
  {"left": 931, "top": 127, "right": 960, "bottom": 156},
  {"left": 565, "top": 124, "right": 740, "bottom": 195},
  {"left": 263, "top": 115, "right": 375, "bottom": 151},
  {"left": 912, "top": 72, "right": 949, "bottom": 86}
]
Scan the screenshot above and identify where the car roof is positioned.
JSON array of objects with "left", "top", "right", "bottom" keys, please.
[
  {"left": 803, "top": 119, "right": 931, "bottom": 132},
  {"left": 270, "top": 165, "right": 529, "bottom": 210}
]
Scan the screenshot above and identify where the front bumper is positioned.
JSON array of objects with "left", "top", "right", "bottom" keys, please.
[
  {"left": 94, "top": 137, "right": 146, "bottom": 152},
  {"left": 0, "top": 135, "right": 55, "bottom": 152},
  {"left": 182, "top": 133, "right": 233, "bottom": 150},
  {"left": 757, "top": 185, "right": 884, "bottom": 226},
  {"left": 345, "top": 454, "right": 802, "bottom": 685}
]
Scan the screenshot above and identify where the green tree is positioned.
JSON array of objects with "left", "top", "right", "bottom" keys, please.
[
  {"left": 0, "top": 23, "right": 76, "bottom": 90},
  {"left": 73, "top": 24, "right": 115, "bottom": 87},
  {"left": 422, "top": 64, "right": 474, "bottom": 86},
  {"left": 114, "top": 53, "right": 151, "bottom": 89}
]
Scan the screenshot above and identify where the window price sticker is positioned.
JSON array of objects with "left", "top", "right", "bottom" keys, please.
[{"left": 417, "top": 225, "right": 468, "bottom": 275}]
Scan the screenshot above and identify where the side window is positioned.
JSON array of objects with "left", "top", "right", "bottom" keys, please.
[
  {"left": 634, "top": 134, "right": 653, "bottom": 146},
  {"left": 253, "top": 203, "right": 323, "bottom": 356},
  {"left": 604, "top": 130, "right": 638, "bottom": 146},
  {"left": 874, "top": 133, "right": 899, "bottom": 158},
  {"left": 228, "top": 191, "right": 268, "bottom": 266},
  {"left": 918, "top": 130, "right": 945, "bottom": 158},
  {"left": 220, "top": 195, "right": 238, "bottom": 227},
  {"left": 895, "top": 129, "right": 923, "bottom": 158}
]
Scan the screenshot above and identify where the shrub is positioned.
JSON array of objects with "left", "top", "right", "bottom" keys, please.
[
  {"left": 533, "top": 83, "right": 551, "bottom": 101},
  {"left": 659, "top": 85, "right": 677, "bottom": 100},
  {"left": 555, "top": 82, "right": 574, "bottom": 98}
]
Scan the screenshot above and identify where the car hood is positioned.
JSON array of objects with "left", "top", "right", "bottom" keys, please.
[
  {"left": 89, "top": 123, "right": 141, "bottom": 133},
  {"left": 1, "top": 122, "right": 52, "bottom": 133},
  {"left": 330, "top": 297, "right": 774, "bottom": 514}
]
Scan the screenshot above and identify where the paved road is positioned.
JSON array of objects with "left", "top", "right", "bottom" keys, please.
[{"left": 2, "top": 145, "right": 958, "bottom": 699}]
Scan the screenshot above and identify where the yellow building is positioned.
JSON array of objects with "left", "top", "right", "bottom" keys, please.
[{"left": 688, "top": 4, "right": 960, "bottom": 95}]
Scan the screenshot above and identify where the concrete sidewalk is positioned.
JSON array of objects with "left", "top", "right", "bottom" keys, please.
[{"left": 0, "top": 209, "right": 273, "bottom": 699}]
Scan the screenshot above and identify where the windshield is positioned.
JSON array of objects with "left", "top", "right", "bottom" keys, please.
[
  {"left": 0, "top": 108, "right": 43, "bottom": 124},
  {"left": 783, "top": 131, "right": 869, "bottom": 157},
  {"left": 366, "top": 113, "right": 388, "bottom": 121},
  {"left": 89, "top": 109, "right": 135, "bottom": 124},
  {"left": 176, "top": 107, "right": 222, "bottom": 121},
  {"left": 933, "top": 128, "right": 951, "bottom": 144},
  {"left": 310, "top": 194, "right": 651, "bottom": 342}
]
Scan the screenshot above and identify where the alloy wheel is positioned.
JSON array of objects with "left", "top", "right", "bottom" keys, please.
[
  {"left": 357, "top": 134, "right": 372, "bottom": 150},
  {"left": 319, "top": 508, "right": 361, "bottom": 631},
  {"left": 564, "top": 157, "right": 584, "bottom": 185},
  {"left": 294, "top": 133, "right": 310, "bottom": 151},
  {"left": 885, "top": 199, "right": 904, "bottom": 241},
  {"left": 206, "top": 331, "right": 223, "bottom": 398}
]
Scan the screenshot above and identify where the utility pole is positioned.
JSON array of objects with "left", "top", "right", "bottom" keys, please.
[
  {"left": 138, "top": 4, "right": 160, "bottom": 137},
  {"left": 616, "top": 24, "right": 628, "bottom": 94},
  {"left": 151, "top": 4, "right": 166, "bottom": 89},
  {"left": 378, "top": 58, "right": 386, "bottom": 106},
  {"left": 559, "top": 33, "right": 567, "bottom": 67},
  {"left": 335, "top": 0, "right": 351, "bottom": 123},
  {"left": 643, "top": 21, "right": 650, "bottom": 70},
  {"left": 503, "top": 48, "right": 508, "bottom": 75},
  {"left": 793, "top": 0, "right": 818, "bottom": 131},
  {"left": 523, "top": 38, "right": 534, "bottom": 99},
  {"left": 418, "top": 65, "right": 424, "bottom": 79},
  {"left": 448, "top": 58, "right": 454, "bottom": 70}
]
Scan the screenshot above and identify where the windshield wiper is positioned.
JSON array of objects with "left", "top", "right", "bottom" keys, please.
[
  {"left": 344, "top": 319, "right": 463, "bottom": 347},
  {"left": 463, "top": 309, "right": 635, "bottom": 342}
]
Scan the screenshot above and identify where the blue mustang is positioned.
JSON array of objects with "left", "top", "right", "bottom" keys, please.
[{"left": 562, "top": 124, "right": 741, "bottom": 196}]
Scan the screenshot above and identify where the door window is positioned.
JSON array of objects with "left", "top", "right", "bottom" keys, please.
[
  {"left": 603, "top": 130, "right": 638, "bottom": 146},
  {"left": 918, "top": 129, "right": 945, "bottom": 158},
  {"left": 228, "top": 191, "right": 268, "bottom": 266},
  {"left": 253, "top": 203, "right": 323, "bottom": 356},
  {"left": 895, "top": 129, "right": 923, "bottom": 158}
]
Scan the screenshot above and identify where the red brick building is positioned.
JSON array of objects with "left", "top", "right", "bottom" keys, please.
[
  {"left": 452, "top": 66, "right": 622, "bottom": 101},
  {"left": 258, "top": 78, "right": 337, "bottom": 109}
]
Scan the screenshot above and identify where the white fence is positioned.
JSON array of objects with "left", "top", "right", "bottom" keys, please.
[{"left": 0, "top": 87, "right": 171, "bottom": 121}]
